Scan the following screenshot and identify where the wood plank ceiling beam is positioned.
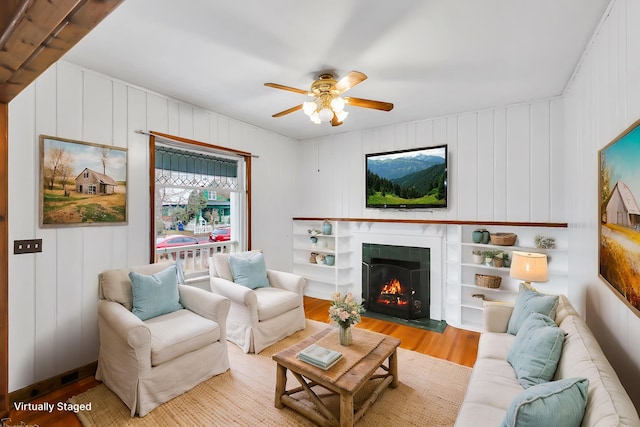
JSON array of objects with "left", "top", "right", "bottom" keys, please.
[{"left": 0, "top": 0, "right": 126, "bottom": 104}]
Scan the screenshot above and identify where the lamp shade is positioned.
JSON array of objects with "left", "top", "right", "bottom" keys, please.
[{"left": 509, "top": 251, "right": 549, "bottom": 283}]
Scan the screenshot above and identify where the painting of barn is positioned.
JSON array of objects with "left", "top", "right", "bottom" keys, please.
[
  {"left": 605, "top": 180, "right": 640, "bottom": 231},
  {"left": 75, "top": 168, "right": 118, "bottom": 195},
  {"left": 40, "top": 135, "right": 127, "bottom": 227},
  {"left": 599, "top": 119, "right": 640, "bottom": 313}
]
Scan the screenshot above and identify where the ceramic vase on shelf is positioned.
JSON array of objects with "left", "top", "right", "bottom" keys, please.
[
  {"left": 322, "top": 220, "right": 332, "bottom": 236},
  {"left": 325, "top": 254, "right": 335, "bottom": 266},
  {"left": 472, "top": 229, "right": 484, "bottom": 243},
  {"left": 310, "top": 236, "right": 318, "bottom": 247},
  {"left": 339, "top": 325, "right": 352, "bottom": 346},
  {"left": 481, "top": 230, "right": 490, "bottom": 244}
]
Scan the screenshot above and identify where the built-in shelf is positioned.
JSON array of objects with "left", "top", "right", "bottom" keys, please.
[
  {"left": 447, "top": 224, "right": 568, "bottom": 332},
  {"left": 292, "top": 220, "right": 353, "bottom": 295}
]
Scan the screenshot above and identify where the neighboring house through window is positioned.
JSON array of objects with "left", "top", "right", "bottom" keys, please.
[{"left": 148, "top": 132, "right": 252, "bottom": 264}]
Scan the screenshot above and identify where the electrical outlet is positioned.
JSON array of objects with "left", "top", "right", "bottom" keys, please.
[{"left": 14, "top": 239, "right": 43, "bottom": 254}]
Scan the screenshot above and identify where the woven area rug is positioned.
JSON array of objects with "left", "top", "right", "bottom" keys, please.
[{"left": 69, "top": 320, "right": 471, "bottom": 426}]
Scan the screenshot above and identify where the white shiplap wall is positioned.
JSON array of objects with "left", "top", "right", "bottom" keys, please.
[
  {"left": 295, "top": 98, "right": 565, "bottom": 224},
  {"left": 563, "top": 0, "right": 640, "bottom": 408},
  {"left": 7, "top": 61, "right": 297, "bottom": 391}
]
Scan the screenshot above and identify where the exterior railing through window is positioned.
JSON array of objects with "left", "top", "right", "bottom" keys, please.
[{"left": 154, "top": 241, "right": 236, "bottom": 278}]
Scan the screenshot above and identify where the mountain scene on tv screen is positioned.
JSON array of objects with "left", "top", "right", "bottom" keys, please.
[{"left": 367, "top": 153, "right": 446, "bottom": 206}]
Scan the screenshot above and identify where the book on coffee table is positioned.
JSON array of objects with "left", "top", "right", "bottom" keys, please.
[{"left": 297, "top": 343, "right": 342, "bottom": 370}]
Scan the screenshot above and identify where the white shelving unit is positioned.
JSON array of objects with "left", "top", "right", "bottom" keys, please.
[
  {"left": 446, "top": 224, "right": 568, "bottom": 331},
  {"left": 292, "top": 220, "right": 353, "bottom": 297}
]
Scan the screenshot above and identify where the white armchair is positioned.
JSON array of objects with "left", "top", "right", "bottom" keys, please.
[
  {"left": 97, "top": 262, "right": 230, "bottom": 417},
  {"left": 209, "top": 251, "right": 306, "bottom": 353}
]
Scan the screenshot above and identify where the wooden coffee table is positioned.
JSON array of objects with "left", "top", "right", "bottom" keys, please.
[{"left": 272, "top": 327, "right": 401, "bottom": 427}]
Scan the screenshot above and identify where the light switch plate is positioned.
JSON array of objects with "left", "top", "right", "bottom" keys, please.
[{"left": 14, "top": 239, "right": 43, "bottom": 254}]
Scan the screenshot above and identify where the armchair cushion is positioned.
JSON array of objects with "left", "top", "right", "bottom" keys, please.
[
  {"left": 228, "top": 252, "right": 269, "bottom": 289},
  {"left": 101, "top": 262, "right": 174, "bottom": 311},
  {"left": 129, "top": 265, "right": 183, "bottom": 321},
  {"left": 255, "top": 287, "right": 302, "bottom": 321},
  {"left": 210, "top": 250, "right": 261, "bottom": 281},
  {"left": 145, "top": 309, "right": 222, "bottom": 366}
]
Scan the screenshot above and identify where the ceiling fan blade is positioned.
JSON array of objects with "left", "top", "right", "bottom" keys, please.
[
  {"left": 344, "top": 97, "right": 394, "bottom": 111},
  {"left": 331, "top": 114, "right": 343, "bottom": 127},
  {"left": 333, "top": 71, "right": 367, "bottom": 94},
  {"left": 272, "top": 104, "right": 303, "bottom": 118},
  {"left": 264, "top": 83, "right": 310, "bottom": 96}
]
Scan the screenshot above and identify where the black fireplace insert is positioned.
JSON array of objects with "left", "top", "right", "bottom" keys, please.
[{"left": 362, "top": 244, "right": 430, "bottom": 320}]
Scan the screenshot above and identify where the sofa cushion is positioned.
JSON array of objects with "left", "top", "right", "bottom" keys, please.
[
  {"left": 129, "top": 264, "right": 183, "bottom": 321},
  {"left": 255, "top": 287, "right": 301, "bottom": 321},
  {"left": 501, "top": 377, "right": 589, "bottom": 427},
  {"left": 556, "top": 314, "right": 640, "bottom": 426},
  {"left": 145, "top": 309, "right": 221, "bottom": 366},
  {"left": 507, "top": 283, "right": 559, "bottom": 335},
  {"left": 477, "top": 331, "right": 516, "bottom": 360},
  {"left": 507, "top": 312, "right": 564, "bottom": 389},
  {"left": 229, "top": 252, "right": 270, "bottom": 289},
  {"left": 554, "top": 294, "right": 578, "bottom": 326}
]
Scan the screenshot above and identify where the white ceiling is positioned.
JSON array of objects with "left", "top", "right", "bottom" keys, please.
[{"left": 62, "top": 0, "right": 609, "bottom": 141}]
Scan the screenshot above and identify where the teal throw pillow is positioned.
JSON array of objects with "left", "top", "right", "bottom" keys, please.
[
  {"left": 228, "top": 252, "right": 270, "bottom": 289},
  {"left": 507, "top": 283, "right": 559, "bottom": 335},
  {"left": 507, "top": 312, "right": 565, "bottom": 389},
  {"left": 129, "top": 265, "right": 183, "bottom": 321},
  {"left": 501, "top": 377, "right": 589, "bottom": 427}
]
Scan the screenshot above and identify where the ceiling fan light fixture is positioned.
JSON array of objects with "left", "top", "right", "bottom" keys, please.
[
  {"left": 309, "top": 112, "right": 321, "bottom": 124},
  {"left": 318, "top": 107, "right": 334, "bottom": 123},
  {"left": 265, "top": 70, "right": 393, "bottom": 126},
  {"left": 336, "top": 110, "right": 349, "bottom": 122},
  {"left": 302, "top": 101, "right": 317, "bottom": 116},
  {"left": 330, "top": 96, "right": 345, "bottom": 112}
]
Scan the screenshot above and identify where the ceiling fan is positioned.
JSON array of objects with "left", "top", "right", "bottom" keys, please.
[{"left": 264, "top": 71, "right": 393, "bottom": 126}]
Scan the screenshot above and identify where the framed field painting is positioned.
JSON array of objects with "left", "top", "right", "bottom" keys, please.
[
  {"left": 39, "top": 135, "right": 128, "bottom": 227},
  {"left": 599, "top": 118, "right": 640, "bottom": 314}
]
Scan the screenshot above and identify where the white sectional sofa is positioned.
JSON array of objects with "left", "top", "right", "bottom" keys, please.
[{"left": 456, "top": 293, "right": 640, "bottom": 426}]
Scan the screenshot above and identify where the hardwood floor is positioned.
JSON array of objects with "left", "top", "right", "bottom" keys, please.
[
  {"left": 7, "top": 296, "right": 479, "bottom": 426},
  {"left": 304, "top": 296, "right": 480, "bottom": 367}
]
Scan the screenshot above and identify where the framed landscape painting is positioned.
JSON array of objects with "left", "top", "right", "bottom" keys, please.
[
  {"left": 599, "top": 118, "right": 640, "bottom": 315},
  {"left": 39, "top": 135, "right": 128, "bottom": 227}
]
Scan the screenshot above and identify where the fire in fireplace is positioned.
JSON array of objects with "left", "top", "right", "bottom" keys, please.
[
  {"left": 362, "top": 244, "right": 430, "bottom": 320},
  {"left": 377, "top": 277, "right": 409, "bottom": 306}
]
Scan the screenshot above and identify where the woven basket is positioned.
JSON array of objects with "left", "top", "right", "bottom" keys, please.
[
  {"left": 475, "top": 274, "right": 502, "bottom": 289},
  {"left": 490, "top": 233, "right": 517, "bottom": 246}
]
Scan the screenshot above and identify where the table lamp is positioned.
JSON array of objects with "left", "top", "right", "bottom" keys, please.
[{"left": 509, "top": 251, "right": 548, "bottom": 285}]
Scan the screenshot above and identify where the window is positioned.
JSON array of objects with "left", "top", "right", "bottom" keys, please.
[{"left": 148, "top": 132, "right": 253, "bottom": 266}]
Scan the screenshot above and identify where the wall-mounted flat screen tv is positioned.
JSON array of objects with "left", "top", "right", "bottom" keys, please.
[{"left": 366, "top": 144, "right": 448, "bottom": 209}]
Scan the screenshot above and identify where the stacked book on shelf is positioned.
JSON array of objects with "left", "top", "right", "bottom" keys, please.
[{"left": 297, "top": 343, "right": 342, "bottom": 370}]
